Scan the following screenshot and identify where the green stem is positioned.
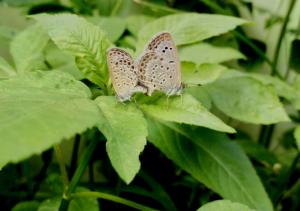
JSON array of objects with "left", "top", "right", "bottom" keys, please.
[
  {"left": 201, "top": 0, "right": 282, "bottom": 78},
  {"left": 233, "top": 31, "right": 281, "bottom": 77},
  {"left": 272, "top": 0, "right": 298, "bottom": 76},
  {"left": 59, "top": 140, "right": 99, "bottom": 211},
  {"left": 72, "top": 191, "right": 159, "bottom": 211},
  {"left": 274, "top": 152, "right": 300, "bottom": 207},
  {"left": 54, "top": 145, "right": 69, "bottom": 188},
  {"left": 201, "top": 0, "right": 232, "bottom": 15},
  {"left": 259, "top": 0, "right": 297, "bottom": 146},
  {"left": 69, "top": 135, "right": 80, "bottom": 178},
  {"left": 110, "top": 0, "right": 122, "bottom": 16},
  {"left": 133, "top": 0, "right": 182, "bottom": 14}
]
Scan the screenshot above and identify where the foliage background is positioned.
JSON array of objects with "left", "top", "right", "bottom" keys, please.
[{"left": 0, "top": 0, "right": 300, "bottom": 210}]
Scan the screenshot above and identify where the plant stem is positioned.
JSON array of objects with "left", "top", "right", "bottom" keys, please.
[
  {"left": 54, "top": 144, "right": 69, "bottom": 188},
  {"left": 69, "top": 135, "right": 80, "bottom": 178},
  {"left": 59, "top": 139, "right": 99, "bottom": 211},
  {"left": 233, "top": 31, "right": 280, "bottom": 77},
  {"left": 29, "top": 149, "right": 53, "bottom": 199},
  {"left": 110, "top": 0, "right": 122, "bottom": 16},
  {"left": 72, "top": 191, "right": 159, "bottom": 211},
  {"left": 258, "top": 0, "right": 297, "bottom": 146},
  {"left": 274, "top": 152, "right": 300, "bottom": 207},
  {"left": 271, "top": 0, "right": 298, "bottom": 76}
]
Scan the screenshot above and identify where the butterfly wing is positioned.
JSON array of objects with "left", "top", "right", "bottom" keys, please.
[
  {"left": 138, "top": 32, "right": 182, "bottom": 96},
  {"left": 107, "top": 48, "right": 145, "bottom": 101}
]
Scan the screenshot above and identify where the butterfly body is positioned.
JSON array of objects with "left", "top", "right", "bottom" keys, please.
[{"left": 107, "top": 32, "right": 182, "bottom": 101}]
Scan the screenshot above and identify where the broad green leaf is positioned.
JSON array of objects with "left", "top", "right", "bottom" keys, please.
[
  {"left": 0, "top": 25, "right": 18, "bottom": 40},
  {"left": 216, "top": 69, "right": 300, "bottom": 110},
  {"left": 236, "top": 139, "right": 278, "bottom": 165},
  {"left": 0, "top": 56, "right": 16, "bottom": 79},
  {"left": 185, "top": 86, "right": 212, "bottom": 109},
  {"left": 126, "top": 15, "right": 155, "bottom": 37},
  {"left": 205, "top": 76, "right": 290, "bottom": 124},
  {"left": 182, "top": 62, "right": 227, "bottom": 85},
  {"left": 180, "top": 43, "right": 245, "bottom": 65},
  {"left": 10, "top": 23, "right": 49, "bottom": 73},
  {"left": 38, "top": 189, "right": 99, "bottom": 211},
  {"left": 140, "top": 93, "right": 235, "bottom": 133},
  {"left": 95, "top": 96, "right": 147, "bottom": 184},
  {"left": 12, "top": 201, "right": 40, "bottom": 211},
  {"left": 137, "top": 13, "right": 247, "bottom": 53},
  {"left": 89, "top": 16, "right": 126, "bottom": 42},
  {"left": 98, "top": 17, "right": 125, "bottom": 42},
  {"left": 33, "top": 14, "right": 112, "bottom": 87},
  {"left": 45, "top": 43, "right": 84, "bottom": 80},
  {"left": 197, "top": 200, "right": 255, "bottom": 211},
  {"left": 294, "top": 126, "right": 300, "bottom": 150},
  {"left": 248, "top": 73, "right": 300, "bottom": 106},
  {"left": 147, "top": 120, "right": 273, "bottom": 211},
  {"left": 2, "top": 0, "right": 50, "bottom": 6},
  {"left": 0, "top": 71, "right": 100, "bottom": 168}
]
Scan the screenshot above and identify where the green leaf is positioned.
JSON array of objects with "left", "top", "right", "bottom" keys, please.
[
  {"left": 140, "top": 93, "right": 235, "bottom": 133},
  {"left": 95, "top": 96, "right": 147, "bottom": 184},
  {"left": 215, "top": 69, "right": 300, "bottom": 110},
  {"left": 33, "top": 14, "right": 112, "bottom": 87},
  {"left": 89, "top": 16, "right": 126, "bottom": 42},
  {"left": 197, "top": 200, "right": 255, "bottom": 211},
  {"left": 38, "top": 191, "right": 99, "bottom": 211},
  {"left": 248, "top": 73, "right": 300, "bottom": 107},
  {"left": 12, "top": 201, "right": 40, "bottom": 211},
  {"left": 0, "top": 25, "right": 18, "bottom": 41},
  {"left": 0, "top": 56, "right": 16, "bottom": 79},
  {"left": 45, "top": 43, "right": 84, "bottom": 80},
  {"left": 137, "top": 13, "right": 247, "bottom": 53},
  {"left": 182, "top": 62, "right": 227, "bottom": 85},
  {"left": 147, "top": 120, "right": 273, "bottom": 211},
  {"left": 0, "top": 71, "right": 100, "bottom": 168},
  {"left": 180, "top": 43, "right": 245, "bottom": 65},
  {"left": 185, "top": 86, "right": 212, "bottom": 109},
  {"left": 205, "top": 76, "right": 290, "bottom": 124},
  {"left": 126, "top": 15, "right": 154, "bottom": 37},
  {"left": 10, "top": 23, "right": 49, "bottom": 73},
  {"left": 294, "top": 126, "right": 300, "bottom": 150},
  {"left": 236, "top": 139, "right": 278, "bottom": 165}
]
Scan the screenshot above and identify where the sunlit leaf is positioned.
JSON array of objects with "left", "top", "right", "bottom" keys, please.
[
  {"left": 95, "top": 96, "right": 147, "bottom": 184},
  {"left": 140, "top": 93, "right": 235, "bottom": 133},
  {"left": 0, "top": 56, "right": 16, "bottom": 79},
  {"left": 10, "top": 23, "right": 49, "bottom": 73},
  {"left": 126, "top": 15, "right": 154, "bottom": 37},
  {"left": 33, "top": 14, "right": 112, "bottom": 87},
  {"left": 205, "top": 76, "right": 290, "bottom": 124},
  {"left": 182, "top": 62, "right": 227, "bottom": 85},
  {"left": 0, "top": 71, "right": 100, "bottom": 168},
  {"left": 147, "top": 120, "right": 273, "bottom": 211},
  {"left": 180, "top": 42, "right": 245, "bottom": 65},
  {"left": 137, "top": 13, "right": 247, "bottom": 53},
  {"left": 197, "top": 200, "right": 255, "bottom": 211}
]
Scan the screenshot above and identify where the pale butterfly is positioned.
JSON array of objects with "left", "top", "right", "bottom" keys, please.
[
  {"left": 107, "top": 32, "right": 182, "bottom": 102},
  {"left": 107, "top": 48, "right": 146, "bottom": 102},
  {"left": 137, "top": 32, "right": 183, "bottom": 97}
]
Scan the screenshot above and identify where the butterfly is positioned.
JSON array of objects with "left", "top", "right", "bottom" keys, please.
[
  {"left": 107, "top": 48, "right": 146, "bottom": 102},
  {"left": 107, "top": 32, "right": 182, "bottom": 102}
]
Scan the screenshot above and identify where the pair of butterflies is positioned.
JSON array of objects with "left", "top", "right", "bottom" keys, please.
[{"left": 107, "top": 32, "right": 182, "bottom": 102}]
